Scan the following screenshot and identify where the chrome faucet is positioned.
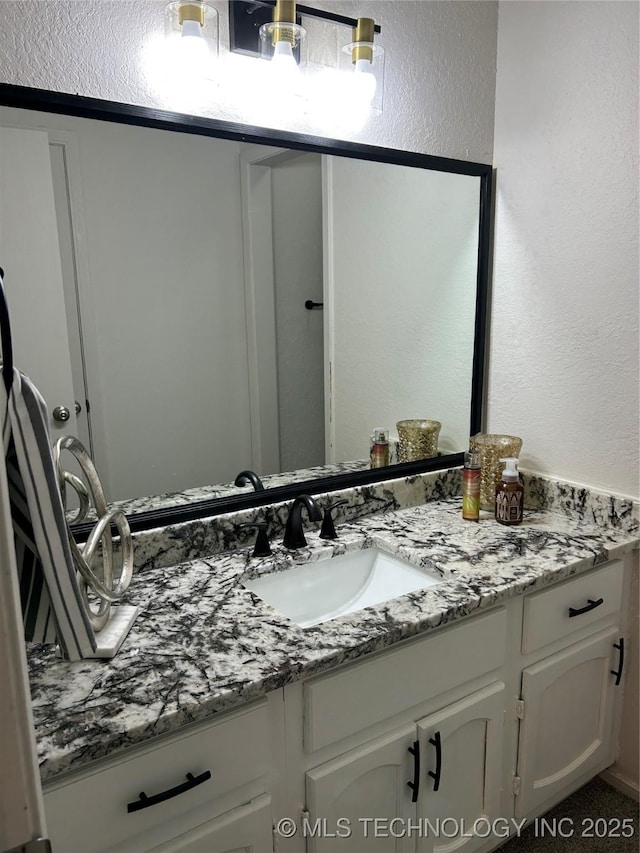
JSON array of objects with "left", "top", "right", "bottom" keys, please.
[{"left": 283, "top": 495, "right": 322, "bottom": 549}]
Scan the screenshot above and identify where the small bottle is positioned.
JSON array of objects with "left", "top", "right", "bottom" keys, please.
[
  {"left": 370, "top": 428, "right": 389, "bottom": 468},
  {"left": 462, "top": 447, "right": 481, "bottom": 521},
  {"left": 495, "top": 458, "right": 524, "bottom": 525}
]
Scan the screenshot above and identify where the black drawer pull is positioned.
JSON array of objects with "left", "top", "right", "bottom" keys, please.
[
  {"left": 568, "top": 598, "right": 604, "bottom": 618},
  {"left": 611, "top": 637, "right": 625, "bottom": 686},
  {"left": 428, "top": 731, "right": 442, "bottom": 792},
  {"left": 127, "top": 770, "right": 212, "bottom": 813},
  {"left": 407, "top": 740, "right": 420, "bottom": 803}
]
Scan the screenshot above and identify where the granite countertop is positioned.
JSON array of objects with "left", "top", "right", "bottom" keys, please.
[
  {"left": 75, "top": 459, "right": 373, "bottom": 521},
  {"left": 30, "top": 498, "right": 637, "bottom": 785}
]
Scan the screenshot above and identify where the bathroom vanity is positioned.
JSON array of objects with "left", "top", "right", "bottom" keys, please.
[{"left": 31, "top": 479, "right": 637, "bottom": 853}]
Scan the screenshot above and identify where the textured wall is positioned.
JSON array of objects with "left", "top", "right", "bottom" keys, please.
[
  {"left": 0, "top": 0, "right": 497, "bottom": 161},
  {"left": 490, "top": 0, "right": 639, "bottom": 498}
]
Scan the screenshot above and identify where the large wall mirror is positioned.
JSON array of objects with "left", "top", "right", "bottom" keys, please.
[{"left": 0, "top": 84, "right": 492, "bottom": 533}]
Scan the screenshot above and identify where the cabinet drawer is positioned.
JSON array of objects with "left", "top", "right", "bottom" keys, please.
[
  {"left": 522, "top": 561, "right": 624, "bottom": 655},
  {"left": 44, "top": 700, "right": 270, "bottom": 853},
  {"left": 304, "top": 607, "right": 507, "bottom": 752}
]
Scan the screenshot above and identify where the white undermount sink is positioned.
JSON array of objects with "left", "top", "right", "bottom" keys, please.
[{"left": 243, "top": 547, "right": 441, "bottom": 628}]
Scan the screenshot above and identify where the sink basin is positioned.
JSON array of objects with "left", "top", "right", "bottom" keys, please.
[{"left": 243, "top": 548, "right": 440, "bottom": 628}]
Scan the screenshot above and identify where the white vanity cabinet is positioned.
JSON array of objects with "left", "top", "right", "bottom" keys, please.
[
  {"left": 513, "top": 560, "right": 626, "bottom": 820},
  {"left": 285, "top": 608, "right": 509, "bottom": 853},
  {"left": 280, "top": 558, "right": 630, "bottom": 853},
  {"left": 41, "top": 557, "right": 631, "bottom": 853},
  {"left": 303, "top": 682, "right": 505, "bottom": 853},
  {"left": 43, "top": 698, "right": 279, "bottom": 853}
]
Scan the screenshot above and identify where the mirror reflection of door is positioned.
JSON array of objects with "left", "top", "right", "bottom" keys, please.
[
  {"left": 0, "top": 126, "right": 84, "bottom": 444},
  {"left": 1, "top": 113, "right": 257, "bottom": 502},
  {"left": 272, "top": 153, "right": 324, "bottom": 472},
  {"left": 242, "top": 148, "right": 324, "bottom": 475}
]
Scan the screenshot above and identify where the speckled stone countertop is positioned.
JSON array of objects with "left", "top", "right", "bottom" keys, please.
[
  {"left": 75, "top": 459, "right": 373, "bottom": 521},
  {"left": 29, "top": 495, "right": 637, "bottom": 785}
]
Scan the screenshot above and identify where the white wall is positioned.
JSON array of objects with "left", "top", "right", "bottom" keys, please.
[
  {"left": 490, "top": 0, "right": 639, "bottom": 499},
  {"left": 0, "top": 1, "right": 498, "bottom": 162},
  {"left": 328, "top": 159, "right": 480, "bottom": 460},
  {"left": 492, "top": 0, "right": 639, "bottom": 798}
]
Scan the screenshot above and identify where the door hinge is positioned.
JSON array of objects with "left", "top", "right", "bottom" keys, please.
[
  {"left": 513, "top": 775, "right": 521, "bottom": 796},
  {"left": 515, "top": 699, "right": 525, "bottom": 720}
]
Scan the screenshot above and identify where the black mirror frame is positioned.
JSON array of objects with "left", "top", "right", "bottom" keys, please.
[{"left": 0, "top": 83, "right": 493, "bottom": 535}]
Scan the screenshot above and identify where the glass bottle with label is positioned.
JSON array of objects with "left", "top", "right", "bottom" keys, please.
[
  {"left": 370, "top": 428, "right": 389, "bottom": 468},
  {"left": 495, "top": 458, "right": 524, "bottom": 525},
  {"left": 462, "top": 447, "right": 481, "bottom": 521}
]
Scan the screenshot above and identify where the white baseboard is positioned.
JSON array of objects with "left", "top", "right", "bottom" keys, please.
[{"left": 599, "top": 768, "right": 640, "bottom": 802}]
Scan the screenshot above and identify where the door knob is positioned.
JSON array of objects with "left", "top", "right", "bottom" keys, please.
[
  {"left": 52, "top": 405, "right": 71, "bottom": 422},
  {"left": 75, "top": 400, "right": 82, "bottom": 415}
]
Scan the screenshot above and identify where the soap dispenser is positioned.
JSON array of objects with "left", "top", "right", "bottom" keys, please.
[{"left": 495, "top": 458, "right": 524, "bottom": 526}]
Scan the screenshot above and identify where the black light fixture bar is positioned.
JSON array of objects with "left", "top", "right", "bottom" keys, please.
[
  {"left": 292, "top": 2, "right": 380, "bottom": 32},
  {"left": 229, "top": 0, "right": 380, "bottom": 59}
]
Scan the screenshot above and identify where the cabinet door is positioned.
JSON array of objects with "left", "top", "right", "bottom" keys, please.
[
  {"left": 306, "top": 724, "right": 417, "bottom": 853},
  {"left": 145, "top": 794, "right": 273, "bottom": 853},
  {"left": 515, "top": 626, "right": 620, "bottom": 818},
  {"left": 415, "top": 682, "right": 505, "bottom": 853}
]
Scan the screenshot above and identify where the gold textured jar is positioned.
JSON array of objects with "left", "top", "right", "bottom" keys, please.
[
  {"left": 396, "top": 419, "right": 441, "bottom": 462},
  {"left": 469, "top": 433, "right": 523, "bottom": 510}
]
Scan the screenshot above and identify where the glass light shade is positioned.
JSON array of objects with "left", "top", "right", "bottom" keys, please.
[
  {"left": 340, "top": 40, "right": 385, "bottom": 112},
  {"left": 164, "top": 1, "right": 219, "bottom": 72},
  {"left": 259, "top": 21, "right": 307, "bottom": 66}
]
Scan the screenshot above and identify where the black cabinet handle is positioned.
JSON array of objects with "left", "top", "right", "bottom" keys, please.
[
  {"left": 568, "top": 598, "right": 604, "bottom": 618},
  {"left": 127, "top": 770, "right": 212, "bottom": 813},
  {"left": 611, "top": 637, "right": 625, "bottom": 686},
  {"left": 428, "top": 731, "right": 442, "bottom": 792},
  {"left": 407, "top": 740, "right": 420, "bottom": 803}
]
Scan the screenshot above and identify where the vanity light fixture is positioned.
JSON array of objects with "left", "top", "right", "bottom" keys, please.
[
  {"left": 165, "top": 0, "right": 219, "bottom": 74},
  {"left": 228, "top": 0, "right": 384, "bottom": 111}
]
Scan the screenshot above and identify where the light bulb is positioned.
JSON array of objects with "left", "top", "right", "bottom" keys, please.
[
  {"left": 272, "top": 39, "right": 298, "bottom": 73},
  {"left": 352, "top": 58, "right": 377, "bottom": 104},
  {"left": 177, "top": 18, "right": 209, "bottom": 74}
]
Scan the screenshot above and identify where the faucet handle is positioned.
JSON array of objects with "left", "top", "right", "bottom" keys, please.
[
  {"left": 319, "top": 499, "right": 348, "bottom": 540},
  {"left": 239, "top": 521, "right": 271, "bottom": 557}
]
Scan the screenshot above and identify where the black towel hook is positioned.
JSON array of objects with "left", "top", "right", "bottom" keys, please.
[{"left": 0, "top": 266, "right": 14, "bottom": 393}]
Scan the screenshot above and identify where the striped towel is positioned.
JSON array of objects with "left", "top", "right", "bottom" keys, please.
[
  {"left": 6, "top": 432, "right": 57, "bottom": 644},
  {"left": 1, "top": 368, "right": 96, "bottom": 660}
]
